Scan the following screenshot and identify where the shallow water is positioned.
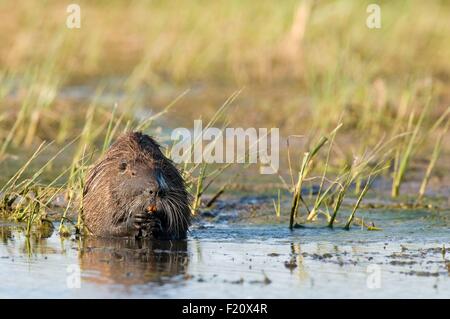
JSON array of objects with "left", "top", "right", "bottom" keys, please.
[{"left": 1, "top": 209, "right": 449, "bottom": 298}]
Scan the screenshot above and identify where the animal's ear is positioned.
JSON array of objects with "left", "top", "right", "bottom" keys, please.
[{"left": 118, "top": 160, "right": 127, "bottom": 171}]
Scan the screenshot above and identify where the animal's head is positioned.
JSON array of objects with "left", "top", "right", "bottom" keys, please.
[{"left": 83, "top": 132, "right": 191, "bottom": 239}]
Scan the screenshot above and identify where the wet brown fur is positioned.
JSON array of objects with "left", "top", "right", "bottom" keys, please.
[{"left": 82, "top": 132, "right": 191, "bottom": 239}]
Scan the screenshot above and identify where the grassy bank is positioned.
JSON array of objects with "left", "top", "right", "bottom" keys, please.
[{"left": 0, "top": 1, "right": 449, "bottom": 233}]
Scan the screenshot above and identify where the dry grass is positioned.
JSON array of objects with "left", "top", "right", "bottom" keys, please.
[{"left": 1, "top": 1, "right": 450, "bottom": 232}]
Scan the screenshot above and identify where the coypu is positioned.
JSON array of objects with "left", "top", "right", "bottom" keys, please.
[{"left": 82, "top": 132, "right": 191, "bottom": 239}]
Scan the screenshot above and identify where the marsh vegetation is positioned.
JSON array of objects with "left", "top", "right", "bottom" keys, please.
[{"left": 0, "top": 0, "right": 449, "bottom": 298}]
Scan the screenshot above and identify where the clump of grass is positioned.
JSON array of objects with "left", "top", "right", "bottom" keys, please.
[
  {"left": 191, "top": 163, "right": 207, "bottom": 215},
  {"left": 306, "top": 124, "right": 342, "bottom": 221},
  {"left": 189, "top": 162, "right": 234, "bottom": 215},
  {"left": 343, "top": 175, "right": 372, "bottom": 230},
  {"left": 287, "top": 124, "right": 348, "bottom": 229},
  {"left": 391, "top": 98, "right": 431, "bottom": 198},
  {"left": 288, "top": 135, "right": 328, "bottom": 229},
  {"left": 0, "top": 139, "right": 76, "bottom": 236},
  {"left": 286, "top": 124, "right": 394, "bottom": 230},
  {"left": 418, "top": 114, "right": 450, "bottom": 200},
  {"left": 328, "top": 137, "right": 393, "bottom": 228},
  {"left": 327, "top": 166, "right": 353, "bottom": 228},
  {"left": 170, "top": 92, "right": 240, "bottom": 215}
]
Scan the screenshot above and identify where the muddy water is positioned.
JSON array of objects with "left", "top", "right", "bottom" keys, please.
[{"left": 0, "top": 209, "right": 449, "bottom": 298}]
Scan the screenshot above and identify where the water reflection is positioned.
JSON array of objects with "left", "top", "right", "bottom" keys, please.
[
  {"left": 0, "top": 222, "right": 56, "bottom": 256},
  {"left": 1, "top": 218, "right": 449, "bottom": 298},
  {"left": 0, "top": 221, "right": 190, "bottom": 287},
  {"left": 0, "top": 225, "right": 13, "bottom": 244},
  {"left": 78, "top": 237, "right": 189, "bottom": 286}
]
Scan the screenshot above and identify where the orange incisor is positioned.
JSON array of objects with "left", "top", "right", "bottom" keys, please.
[{"left": 146, "top": 205, "right": 157, "bottom": 213}]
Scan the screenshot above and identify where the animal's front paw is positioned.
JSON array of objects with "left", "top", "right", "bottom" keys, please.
[
  {"left": 142, "top": 215, "right": 163, "bottom": 238},
  {"left": 132, "top": 211, "right": 163, "bottom": 239},
  {"left": 131, "top": 211, "right": 152, "bottom": 231}
]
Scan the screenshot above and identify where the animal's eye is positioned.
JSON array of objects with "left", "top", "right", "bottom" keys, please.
[{"left": 119, "top": 161, "right": 127, "bottom": 171}]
